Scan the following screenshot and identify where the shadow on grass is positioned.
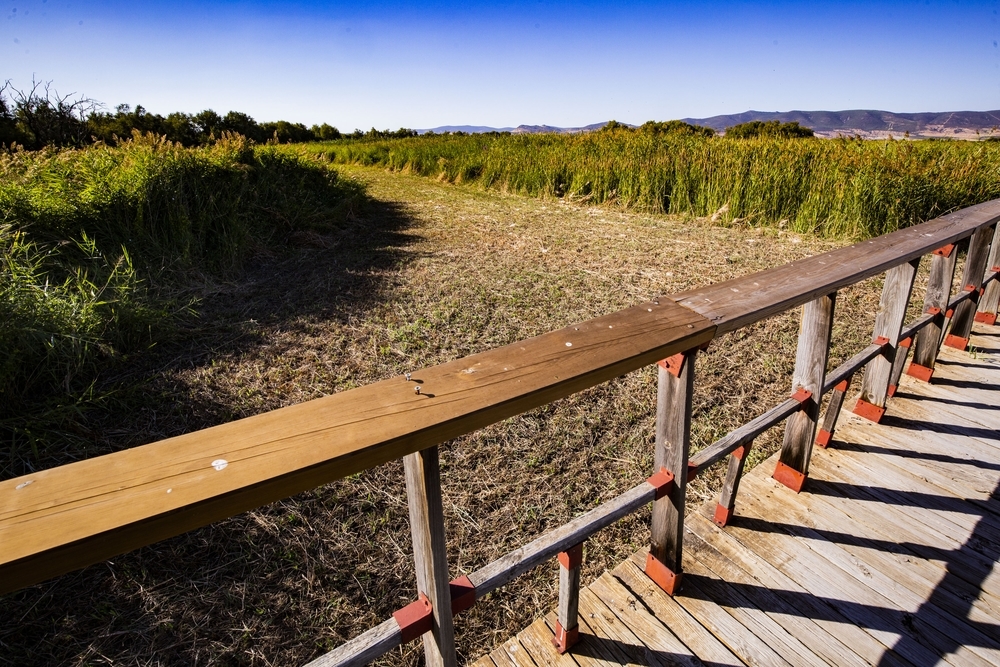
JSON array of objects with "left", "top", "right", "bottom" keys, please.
[{"left": 0, "top": 195, "right": 425, "bottom": 667}]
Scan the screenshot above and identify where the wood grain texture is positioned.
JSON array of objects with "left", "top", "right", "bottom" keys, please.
[
  {"left": 650, "top": 351, "right": 696, "bottom": 574},
  {"left": 949, "top": 224, "right": 996, "bottom": 341},
  {"left": 0, "top": 299, "right": 713, "bottom": 594},
  {"left": 404, "top": 447, "right": 458, "bottom": 667},
  {"left": 673, "top": 200, "right": 1000, "bottom": 333},
  {"left": 302, "top": 619, "right": 401, "bottom": 667},
  {"left": 978, "top": 225, "right": 1000, "bottom": 317},
  {"left": 859, "top": 259, "right": 919, "bottom": 407},
  {"left": 778, "top": 293, "right": 835, "bottom": 476},
  {"left": 556, "top": 559, "right": 580, "bottom": 634}
]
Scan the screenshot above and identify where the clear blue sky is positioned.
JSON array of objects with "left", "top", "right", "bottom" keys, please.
[{"left": 2, "top": 1, "right": 999, "bottom": 130}]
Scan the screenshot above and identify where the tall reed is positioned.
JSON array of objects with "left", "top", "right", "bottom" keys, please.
[{"left": 307, "top": 132, "right": 1000, "bottom": 238}]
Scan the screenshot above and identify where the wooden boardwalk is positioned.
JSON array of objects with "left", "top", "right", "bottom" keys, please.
[{"left": 472, "top": 324, "right": 1000, "bottom": 667}]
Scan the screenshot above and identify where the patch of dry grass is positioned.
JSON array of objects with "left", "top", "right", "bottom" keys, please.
[{"left": 0, "top": 166, "right": 966, "bottom": 666}]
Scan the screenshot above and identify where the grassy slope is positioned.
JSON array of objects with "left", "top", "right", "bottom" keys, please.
[{"left": 0, "top": 166, "right": 953, "bottom": 666}]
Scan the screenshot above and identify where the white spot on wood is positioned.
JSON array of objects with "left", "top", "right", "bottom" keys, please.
[
  {"left": 565, "top": 342, "right": 573, "bottom": 347},
  {"left": 212, "top": 459, "right": 228, "bottom": 471},
  {"left": 167, "top": 488, "right": 172, "bottom": 494},
  {"left": 15, "top": 480, "right": 33, "bottom": 490}
]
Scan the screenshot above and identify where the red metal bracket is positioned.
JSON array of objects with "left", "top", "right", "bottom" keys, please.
[
  {"left": 646, "top": 468, "right": 675, "bottom": 500},
  {"left": 732, "top": 445, "right": 747, "bottom": 461},
  {"left": 558, "top": 543, "right": 583, "bottom": 570},
  {"left": 898, "top": 336, "right": 912, "bottom": 348},
  {"left": 834, "top": 379, "right": 850, "bottom": 392},
  {"left": 944, "top": 334, "right": 969, "bottom": 351},
  {"left": 658, "top": 353, "right": 685, "bottom": 378},
  {"left": 887, "top": 384, "right": 898, "bottom": 398},
  {"left": 815, "top": 428, "right": 833, "bottom": 448},
  {"left": 853, "top": 397, "right": 886, "bottom": 423},
  {"left": 772, "top": 461, "right": 806, "bottom": 493},
  {"left": 644, "top": 552, "right": 682, "bottom": 596},
  {"left": 945, "top": 308, "right": 955, "bottom": 318},
  {"left": 933, "top": 244, "right": 955, "bottom": 257},
  {"left": 393, "top": 594, "right": 433, "bottom": 643},
  {"left": 992, "top": 265, "right": 1000, "bottom": 273},
  {"left": 713, "top": 503, "right": 735, "bottom": 527},
  {"left": 926, "top": 306, "right": 941, "bottom": 316},
  {"left": 552, "top": 620, "right": 579, "bottom": 654},
  {"left": 906, "top": 362, "right": 934, "bottom": 382},
  {"left": 873, "top": 335, "right": 890, "bottom": 347},
  {"left": 979, "top": 287, "right": 986, "bottom": 296},
  {"left": 450, "top": 576, "right": 476, "bottom": 615},
  {"left": 965, "top": 283, "right": 977, "bottom": 293},
  {"left": 791, "top": 388, "right": 812, "bottom": 407},
  {"left": 975, "top": 312, "right": 998, "bottom": 326},
  {"left": 687, "top": 462, "right": 700, "bottom": 480}
]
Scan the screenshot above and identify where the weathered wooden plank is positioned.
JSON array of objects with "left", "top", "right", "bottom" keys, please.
[
  {"left": 776, "top": 293, "right": 835, "bottom": 488},
  {"left": 574, "top": 588, "right": 669, "bottom": 667},
  {"left": 679, "top": 551, "right": 829, "bottom": 666},
  {"left": 404, "top": 447, "right": 458, "bottom": 667},
  {"left": 543, "top": 611, "right": 633, "bottom": 667},
  {"left": 682, "top": 531, "right": 866, "bottom": 667},
  {"left": 587, "top": 572, "right": 702, "bottom": 667},
  {"left": 674, "top": 200, "right": 1000, "bottom": 333},
  {"left": 948, "top": 224, "right": 997, "bottom": 346},
  {"left": 505, "top": 626, "right": 555, "bottom": 667},
  {"left": 804, "top": 449, "right": 1000, "bottom": 617},
  {"left": 302, "top": 618, "right": 401, "bottom": 667},
  {"left": 555, "top": 544, "right": 582, "bottom": 652},
  {"left": 822, "top": 342, "right": 884, "bottom": 393},
  {"left": 738, "top": 474, "right": 1000, "bottom": 665},
  {"left": 625, "top": 552, "right": 791, "bottom": 667},
  {"left": 649, "top": 350, "right": 696, "bottom": 587},
  {"left": 859, "top": 260, "right": 920, "bottom": 409},
  {"left": 612, "top": 560, "right": 743, "bottom": 666},
  {"left": 686, "top": 512, "right": 913, "bottom": 667},
  {"left": 0, "top": 299, "right": 714, "bottom": 594}
]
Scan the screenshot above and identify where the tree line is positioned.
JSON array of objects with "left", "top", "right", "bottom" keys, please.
[{"left": 0, "top": 80, "right": 418, "bottom": 149}]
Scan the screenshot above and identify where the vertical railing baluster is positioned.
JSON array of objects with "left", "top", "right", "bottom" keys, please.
[
  {"left": 908, "top": 244, "right": 959, "bottom": 381},
  {"left": 773, "top": 292, "right": 836, "bottom": 492},
  {"left": 816, "top": 378, "right": 850, "bottom": 448},
  {"left": 854, "top": 259, "right": 919, "bottom": 422},
  {"left": 886, "top": 336, "right": 912, "bottom": 398},
  {"left": 646, "top": 349, "right": 696, "bottom": 595},
  {"left": 714, "top": 441, "right": 751, "bottom": 526},
  {"left": 552, "top": 543, "right": 582, "bottom": 654},
  {"left": 976, "top": 225, "right": 1000, "bottom": 325},
  {"left": 404, "top": 447, "right": 458, "bottom": 667},
  {"left": 947, "top": 224, "right": 998, "bottom": 350}
]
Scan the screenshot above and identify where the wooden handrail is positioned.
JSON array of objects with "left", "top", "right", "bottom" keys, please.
[{"left": 5, "top": 198, "right": 1000, "bottom": 664}]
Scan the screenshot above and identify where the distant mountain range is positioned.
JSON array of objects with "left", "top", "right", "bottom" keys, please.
[{"left": 419, "top": 110, "right": 1000, "bottom": 139}]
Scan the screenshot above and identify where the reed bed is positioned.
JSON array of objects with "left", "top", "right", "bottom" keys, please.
[
  {"left": 306, "top": 132, "right": 1000, "bottom": 238},
  {"left": 0, "top": 134, "right": 361, "bottom": 448}
]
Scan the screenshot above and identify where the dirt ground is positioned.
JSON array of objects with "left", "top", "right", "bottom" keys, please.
[{"left": 2, "top": 166, "right": 936, "bottom": 666}]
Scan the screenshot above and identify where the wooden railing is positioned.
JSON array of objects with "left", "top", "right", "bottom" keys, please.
[{"left": 4, "top": 200, "right": 1000, "bottom": 667}]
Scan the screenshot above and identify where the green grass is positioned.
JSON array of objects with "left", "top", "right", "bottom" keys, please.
[
  {"left": 305, "top": 132, "right": 1000, "bottom": 238},
  {"left": 1, "top": 133, "right": 362, "bottom": 444}
]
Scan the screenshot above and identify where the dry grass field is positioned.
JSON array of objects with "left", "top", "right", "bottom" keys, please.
[{"left": 1, "top": 165, "right": 950, "bottom": 666}]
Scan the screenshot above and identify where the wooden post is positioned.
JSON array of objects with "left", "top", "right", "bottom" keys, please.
[
  {"left": 976, "top": 225, "right": 1000, "bottom": 325},
  {"left": 854, "top": 259, "right": 919, "bottom": 422},
  {"left": 946, "top": 224, "right": 996, "bottom": 350},
  {"left": 908, "top": 244, "right": 959, "bottom": 381},
  {"left": 713, "top": 442, "right": 751, "bottom": 527},
  {"left": 552, "top": 543, "right": 582, "bottom": 654},
  {"left": 773, "top": 293, "right": 835, "bottom": 492},
  {"left": 816, "top": 377, "right": 850, "bottom": 448},
  {"left": 646, "top": 349, "right": 696, "bottom": 595},
  {"left": 403, "top": 447, "right": 458, "bottom": 667}
]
